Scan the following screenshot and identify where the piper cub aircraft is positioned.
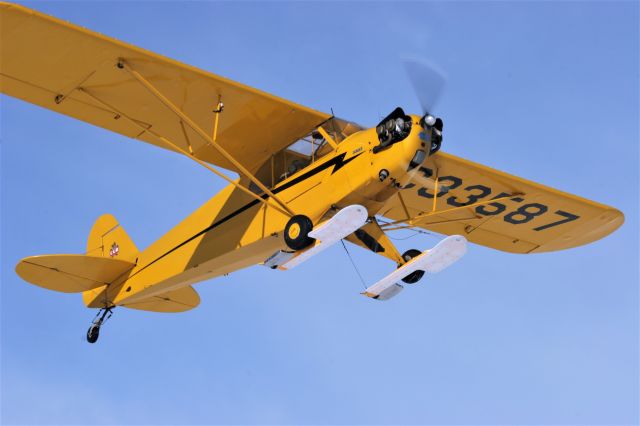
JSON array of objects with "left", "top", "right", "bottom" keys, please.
[{"left": 2, "top": 3, "right": 623, "bottom": 343}]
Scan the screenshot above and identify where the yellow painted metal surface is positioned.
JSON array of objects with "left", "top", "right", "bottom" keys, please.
[
  {"left": 4, "top": 3, "right": 624, "bottom": 314},
  {"left": 0, "top": 2, "right": 330, "bottom": 174},
  {"left": 344, "top": 219, "right": 404, "bottom": 264},
  {"left": 106, "top": 126, "right": 396, "bottom": 306},
  {"left": 86, "top": 214, "right": 139, "bottom": 262},
  {"left": 16, "top": 255, "right": 135, "bottom": 293},
  {"left": 379, "top": 152, "right": 624, "bottom": 253},
  {"left": 120, "top": 286, "right": 200, "bottom": 313},
  {"left": 82, "top": 214, "right": 139, "bottom": 307}
]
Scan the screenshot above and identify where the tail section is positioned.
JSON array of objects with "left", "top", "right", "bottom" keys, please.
[
  {"left": 83, "top": 214, "right": 139, "bottom": 307},
  {"left": 16, "top": 214, "right": 200, "bottom": 312},
  {"left": 86, "top": 214, "right": 139, "bottom": 263},
  {"left": 82, "top": 214, "right": 199, "bottom": 312},
  {"left": 15, "top": 214, "right": 138, "bottom": 297},
  {"left": 16, "top": 254, "right": 135, "bottom": 293}
]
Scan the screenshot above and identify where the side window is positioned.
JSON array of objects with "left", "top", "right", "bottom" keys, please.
[{"left": 249, "top": 122, "right": 361, "bottom": 191}]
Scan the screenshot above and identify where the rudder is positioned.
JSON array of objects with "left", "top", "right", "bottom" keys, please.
[
  {"left": 86, "top": 214, "right": 138, "bottom": 263},
  {"left": 83, "top": 214, "right": 139, "bottom": 308}
]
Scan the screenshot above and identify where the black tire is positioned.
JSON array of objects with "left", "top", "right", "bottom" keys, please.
[
  {"left": 400, "top": 249, "right": 425, "bottom": 284},
  {"left": 86, "top": 325, "right": 100, "bottom": 343},
  {"left": 284, "top": 215, "right": 315, "bottom": 251}
]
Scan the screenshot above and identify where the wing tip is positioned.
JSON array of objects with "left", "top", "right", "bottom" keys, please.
[
  {"left": 532, "top": 206, "right": 625, "bottom": 253},
  {"left": 0, "top": 2, "right": 37, "bottom": 16}
]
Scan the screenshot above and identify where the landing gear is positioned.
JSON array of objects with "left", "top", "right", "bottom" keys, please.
[
  {"left": 86, "top": 324, "right": 100, "bottom": 343},
  {"left": 86, "top": 307, "right": 113, "bottom": 344},
  {"left": 400, "top": 249, "right": 425, "bottom": 284},
  {"left": 363, "top": 236, "right": 467, "bottom": 300},
  {"left": 284, "top": 215, "right": 315, "bottom": 251}
]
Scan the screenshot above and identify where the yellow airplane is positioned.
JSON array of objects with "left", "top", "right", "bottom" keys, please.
[{"left": 1, "top": 3, "right": 624, "bottom": 343}]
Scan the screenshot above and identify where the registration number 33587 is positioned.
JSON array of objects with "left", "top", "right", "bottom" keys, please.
[{"left": 407, "top": 170, "right": 580, "bottom": 232}]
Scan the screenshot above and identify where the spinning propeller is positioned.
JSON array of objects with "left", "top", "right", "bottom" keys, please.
[
  {"left": 402, "top": 58, "right": 447, "bottom": 155},
  {"left": 403, "top": 57, "right": 447, "bottom": 125}
]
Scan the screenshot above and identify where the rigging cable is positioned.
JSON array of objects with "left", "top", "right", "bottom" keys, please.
[
  {"left": 340, "top": 240, "right": 368, "bottom": 290},
  {"left": 387, "top": 232, "right": 421, "bottom": 240},
  {"left": 376, "top": 217, "right": 438, "bottom": 239}
]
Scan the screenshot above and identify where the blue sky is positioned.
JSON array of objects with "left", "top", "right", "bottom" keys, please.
[{"left": 1, "top": 1, "right": 638, "bottom": 425}]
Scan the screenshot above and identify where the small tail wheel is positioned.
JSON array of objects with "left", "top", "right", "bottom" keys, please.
[
  {"left": 400, "top": 249, "right": 425, "bottom": 284},
  {"left": 284, "top": 215, "right": 315, "bottom": 251},
  {"left": 86, "top": 307, "right": 112, "bottom": 344},
  {"left": 86, "top": 324, "right": 100, "bottom": 343}
]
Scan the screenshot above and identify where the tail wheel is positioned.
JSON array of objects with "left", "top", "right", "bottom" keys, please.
[
  {"left": 86, "top": 324, "right": 100, "bottom": 343},
  {"left": 284, "top": 215, "right": 315, "bottom": 251},
  {"left": 400, "top": 249, "right": 425, "bottom": 284}
]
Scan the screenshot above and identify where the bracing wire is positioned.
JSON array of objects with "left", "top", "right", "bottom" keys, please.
[
  {"left": 376, "top": 217, "right": 438, "bottom": 239},
  {"left": 340, "top": 240, "right": 368, "bottom": 290},
  {"left": 388, "top": 232, "right": 421, "bottom": 241}
]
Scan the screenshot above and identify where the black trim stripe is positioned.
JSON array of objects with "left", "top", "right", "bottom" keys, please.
[{"left": 128, "top": 151, "right": 363, "bottom": 279}]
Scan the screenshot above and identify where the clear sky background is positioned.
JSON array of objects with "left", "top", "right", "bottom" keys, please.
[{"left": 1, "top": 1, "right": 638, "bottom": 425}]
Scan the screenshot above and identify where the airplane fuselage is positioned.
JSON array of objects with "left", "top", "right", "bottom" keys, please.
[{"left": 84, "top": 115, "right": 429, "bottom": 308}]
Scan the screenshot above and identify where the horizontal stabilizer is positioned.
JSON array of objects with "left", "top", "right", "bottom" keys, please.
[
  {"left": 16, "top": 254, "right": 135, "bottom": 293},
  {"left": 120, "top": 286, "right": 200, "bottom": 313}
]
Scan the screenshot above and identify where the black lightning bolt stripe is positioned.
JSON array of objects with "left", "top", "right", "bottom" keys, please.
[
  {"left": 272, "top": 151, "right": 362, "bottom": 193},
  {"left": 128, "top": 151, "right": 364, "bottom": 278}
]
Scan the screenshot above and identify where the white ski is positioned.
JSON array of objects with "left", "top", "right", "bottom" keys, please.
[
  {"left": 280, "top": 205, "right": 368, "bottom": 270},
  {"left": 362, "top": 235, "right": 468, "bottom": 301}
]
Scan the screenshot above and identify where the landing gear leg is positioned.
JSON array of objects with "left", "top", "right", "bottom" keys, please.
[{"left": 86, "top": 307, "right": 113, "bottom": 344}]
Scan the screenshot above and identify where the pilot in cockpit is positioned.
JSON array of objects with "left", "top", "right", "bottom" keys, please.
[{"left": 279, "top": 158, "right": 309, "bottom": 182}]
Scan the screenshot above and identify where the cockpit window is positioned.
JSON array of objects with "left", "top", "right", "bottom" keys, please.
[
  {"left": 286, "top": 131, "right": 328, "bottom": 160},
  {"left": 319, "top": 117, "right": 363, "bottom": 143},
  {"left": 247, "top": 118, "right": 364, "bottom": 193}
]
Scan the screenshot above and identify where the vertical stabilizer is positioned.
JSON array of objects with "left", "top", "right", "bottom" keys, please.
[
  {"left": 86, "top": 214, "right": 138, "bottom": 263},
  {"left": 83, "top": 214, "right": 139, "bottom": 308}
]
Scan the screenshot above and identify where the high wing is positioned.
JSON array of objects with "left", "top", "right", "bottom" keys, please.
[
  {"left": 0, "top": 2, "right": 330, "bottom": 173},
  {"left": 379, "top": 152, "right": 624, "bottom": 253}
]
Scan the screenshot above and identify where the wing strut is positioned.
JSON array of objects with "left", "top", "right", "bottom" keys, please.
[
  {"left": 380, "top": 193, "right": 524, "bottom": 230},
  {"left": 118, "top": 59, "right": 295, "bottom": 217},
  {"left": 78, "top": 88, "right": 294, "bottom": 218}
]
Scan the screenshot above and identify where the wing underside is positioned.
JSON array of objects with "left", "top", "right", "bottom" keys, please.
[
  {"left": 0, "top": 2, "right": 330, "bottom": 173},
  {"left": 379, "top": 152, "right": 623, "bottom": 253}
]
